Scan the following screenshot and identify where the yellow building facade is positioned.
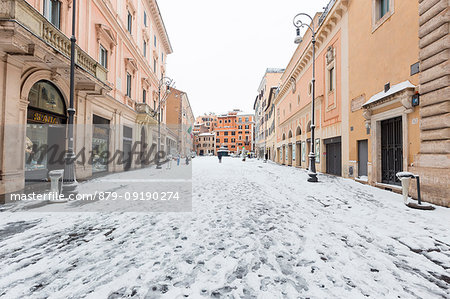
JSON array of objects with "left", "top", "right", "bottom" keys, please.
[{"left": 347, "top": 0, "right": 421, "bottom": 192}]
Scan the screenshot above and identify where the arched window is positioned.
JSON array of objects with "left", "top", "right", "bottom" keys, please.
[
  {"left": 28, "top": 80, "right": 66, "bottom": 116},
  {"left": 307, "top": 121, "right": 311, "bottom": 133},
  {"left": 296, "top": 126, "right": 302, "bottom": 136},
  {"left": 282, "top": 133, "right": 286, "bottom": 141},
  {"left": 288, "top": 131, "right": 293, "bottom": 138}
]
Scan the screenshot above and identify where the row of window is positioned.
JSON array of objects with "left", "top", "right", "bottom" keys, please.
[
  {"left": 216, "top": 130, "right": 250, "bottom": 136},
  {"left": 216, "top": 136, "right": 250, "bottom": 143},
  {"left": 198, "top": 143, "right": 213, "bottom": 148},
  {"left": 218, "top": 117, "right": 250, "bottom": 124},
  {"left": 215, "top": 142, "right": 247, "bottom": 149}
]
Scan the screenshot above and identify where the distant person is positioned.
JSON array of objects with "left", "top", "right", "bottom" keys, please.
[
  {"left": 177, "top": 154, "right": 180, "bottom": 166},
  {"left": 218, "top": 152, "right": 222, "bottom": 163},
  {"left": 185, "top": 156, "right": 189, "bottom": 165},
  {"left": 166, "top": 154, "right": 172, "bottom": 169}
]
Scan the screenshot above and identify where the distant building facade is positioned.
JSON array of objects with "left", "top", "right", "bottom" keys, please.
[
  {"left": 165, "top": 87, "right": 195, "bottom": 156},
  {"left": 253, "top": 69, "right": 284, "bottom": 160},
  {"left": 196, "top": 133, "right": 215, "bottom": 156},
  {"left": 215, "top": 110, "right": 254, "bottom": 155}
]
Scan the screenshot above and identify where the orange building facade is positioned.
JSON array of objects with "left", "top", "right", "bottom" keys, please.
[{"left": 215, "top": 110, "right": 254, "bottom": 155}]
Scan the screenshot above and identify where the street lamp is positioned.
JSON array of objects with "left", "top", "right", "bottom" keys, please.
[
  {"left": 293, "top": 13, "right": 318, "bottom": 182},
  {"left": 155, "top": 76, "right": 174, "bottom": 169},
  {"left": 62, "top": 0, "right": 78, "bottom": 195}
]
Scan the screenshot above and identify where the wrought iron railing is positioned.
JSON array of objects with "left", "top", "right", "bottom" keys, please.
[{"left": 318, "top": 0, "right": 337, "bottom": 26}]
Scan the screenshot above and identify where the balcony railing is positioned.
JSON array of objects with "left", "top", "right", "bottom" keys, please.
[
  {"left": 318, "top": 0, "right": 337, "bottom": 26},
  {"left": 0, "top": 0, "right": 107, "bottom": 83},
  {"left": 135, "top": 103, "right": 156, "bottom": 115}
]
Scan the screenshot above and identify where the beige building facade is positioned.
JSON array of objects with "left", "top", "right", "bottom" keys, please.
[
  {"left": 196, "top": 133, "right": 215, "bottom": 156},
  {"left": 253, "top": 69, "right": 284, "bottom": 160}
]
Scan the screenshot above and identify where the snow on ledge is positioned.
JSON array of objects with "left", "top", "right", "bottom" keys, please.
[{"left": 363, "top": 80, "right": 415, "bottom": 108}]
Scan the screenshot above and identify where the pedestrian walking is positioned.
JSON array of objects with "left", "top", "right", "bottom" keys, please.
[
  {"left": 166, "top": 154, "right": 172, "bottom": 169},
  {"left": 218, "top": 152, "right": 222, "bottom": 163},
  {"left": 185, "top": 156, "right": 189, "bottom": 165},
  {"left": 177, "top": 154, "right": 180, "bottom": 166}
]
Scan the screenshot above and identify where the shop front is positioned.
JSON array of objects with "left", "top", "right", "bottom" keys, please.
[
  {"left": 325, "top": 136, "right": 342, "bottom": 176},
  {"left": 123, "top": 126, "right": 133, "bottom": 171},
  {"left": 92, "top": 115, "right": 110, "bottom": 173},
  {"left": 25, "top": 81, "right": 67, "bottom": 182}
]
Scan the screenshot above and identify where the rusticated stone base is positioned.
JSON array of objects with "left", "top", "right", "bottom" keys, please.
[{"left": 409, "top": 162, "right": 450, "bottom": 207}]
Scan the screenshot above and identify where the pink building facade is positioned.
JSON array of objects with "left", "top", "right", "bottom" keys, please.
[{"left": 0, "top": 0, "right": 172, "bottom": 195}]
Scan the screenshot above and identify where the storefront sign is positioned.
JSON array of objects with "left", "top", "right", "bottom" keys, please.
[
  {"left": 93, "top": 126, "right": 109, "bottom": 138},
  {"left": 27, "top": 110, "right": 62, "bottom": 124}
]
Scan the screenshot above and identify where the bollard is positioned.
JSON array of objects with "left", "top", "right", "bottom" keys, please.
[
  {"left": 415, "top": 175, "right": 421, "bottom": 205},
  {"left": 48, "top": 169, "right": 64, "bottom": 196},
  {"left": 396, "top": 172, "right": 415, "bottom": 205},
  {"left": 396, "top": 172, "right": 434, "bottom": 210}
]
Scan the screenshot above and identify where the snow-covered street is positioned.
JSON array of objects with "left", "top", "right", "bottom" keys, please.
[{"left": 0, "top": 156, "right": 449, "bottom": 298}]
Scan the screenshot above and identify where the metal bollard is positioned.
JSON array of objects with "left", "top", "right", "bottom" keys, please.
[{"left": 415, "top": 175, "right": 422, "bottom": 205}]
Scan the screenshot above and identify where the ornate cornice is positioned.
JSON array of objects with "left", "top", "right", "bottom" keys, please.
[
  {"left": 149, "top": 0, "right": 173, "bottom": 54},
  {"left": 275, "top": 0, "right": 349, "bottom": 105}
]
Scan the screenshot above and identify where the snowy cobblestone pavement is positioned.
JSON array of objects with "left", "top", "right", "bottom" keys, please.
[{"left": 0, "top": 157, "right": 449, "bottom": 298}]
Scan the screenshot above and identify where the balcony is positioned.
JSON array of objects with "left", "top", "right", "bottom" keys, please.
[
  {"left": 0, "top": 0, "right": 107, "bottom": 83},
  {"left": 135, "top": 103, "right": 158, "bottom": 124}
]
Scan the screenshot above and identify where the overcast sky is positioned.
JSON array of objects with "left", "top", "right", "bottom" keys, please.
[{"left": 158, "top": 0, "right": 330, "bottom": 117}]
